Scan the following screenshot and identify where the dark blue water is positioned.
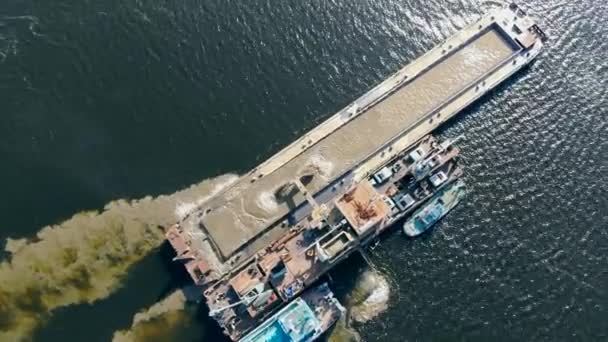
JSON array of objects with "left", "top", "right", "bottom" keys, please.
[{"left": 1, "top": 0, "right": 606, "bottom": 341}]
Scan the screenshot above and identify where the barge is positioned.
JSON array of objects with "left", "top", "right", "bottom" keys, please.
[{"left": 166, "top": 4, "right": 545, "bottom": 340}]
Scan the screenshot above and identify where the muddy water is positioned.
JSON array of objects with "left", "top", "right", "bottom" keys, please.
[
  {"left": 1, "top": 0, "right": 606, "bottom": 341},
  {"left": 112, "top": 290, "right": 189, "bottom": 342},
  {"left": 0, "top": 174, "right": 236, "bottom": 341}
]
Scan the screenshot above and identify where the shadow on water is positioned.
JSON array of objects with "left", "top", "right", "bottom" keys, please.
[
  {"left": 194, "top": 301, "right": 231, "bottom": 342},
  {"left": 156, "top": 242, "right": 193, "bottom": 299},
  {"left": 326, "top": 253, "right": 368, "bottom": 304},
  {"left": 158, "top": 241, "right": 231, "bottom": 341},
  {"left": 184, "top": 253, "right": 372, "bottom": 342}
]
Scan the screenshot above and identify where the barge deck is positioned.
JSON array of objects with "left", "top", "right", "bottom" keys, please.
[{"left": 166, "top": 4, "right": 546, "bottom": 341}]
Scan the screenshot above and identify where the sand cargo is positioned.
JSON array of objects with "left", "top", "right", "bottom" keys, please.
[{"left": 166, "top": 4, "right": 545, "bottom": 340}]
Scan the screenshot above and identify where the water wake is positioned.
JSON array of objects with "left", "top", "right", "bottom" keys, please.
[
  {"left": 328, "top": 268, "right": 391, "bottom": 342},
  {"left": 0, "top": 174, "right": 237, "bottom": 341},
  {"left": 327, "top": 316, "right": 361, "bottom": 342},
  {"left": 347, "top": 269, "right": 391, "bottom": 323}
]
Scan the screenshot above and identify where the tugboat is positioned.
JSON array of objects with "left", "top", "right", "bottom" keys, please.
[
  {"left": 403, "top": 180, "right": 466, "bottom": 237},
  {"left": 239, "top": 283, "right": 344, "bottom": 342}
]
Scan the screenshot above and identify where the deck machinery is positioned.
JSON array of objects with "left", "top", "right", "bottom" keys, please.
[{"left": 166, "top": 4, "right": 546, "bottom": 341}]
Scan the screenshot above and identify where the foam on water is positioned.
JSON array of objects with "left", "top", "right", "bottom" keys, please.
[
  {"left": 174, "top": 174, "right": 239, "bottom": 219},
  {"left": 347, "top": 269, "right": 391, "bottom": 323},
  {"left": 327, "top": 268, "right": 392, "bottom": 342}
]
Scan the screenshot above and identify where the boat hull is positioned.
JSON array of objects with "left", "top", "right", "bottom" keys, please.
[{"left": 403, "top": 180, "right": 466, "bottom": 237}]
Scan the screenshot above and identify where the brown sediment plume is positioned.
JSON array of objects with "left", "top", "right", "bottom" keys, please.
[
  {"left": 0, "top": 174, "right": 238, "bottom": 341},
  {"left": 111, "top": 290, "right": 188, "bottom": 342},
  {"left": 348, "top": 269, "right": 391, "bottom": 323},
  {"left": 327, "top": 316, "right": 361, "bottom": 342},
  {"left": 327, "top": 269, "right": 391, "bottom": 342}
]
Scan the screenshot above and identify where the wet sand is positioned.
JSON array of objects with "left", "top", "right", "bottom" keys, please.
[{"left": 202, "top": 29, "right": 515, "bottom": 259}]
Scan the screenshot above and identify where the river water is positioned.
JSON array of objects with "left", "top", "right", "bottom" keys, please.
[{"left": 1, "top": 0, "right": 606, "bottom": 341}]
